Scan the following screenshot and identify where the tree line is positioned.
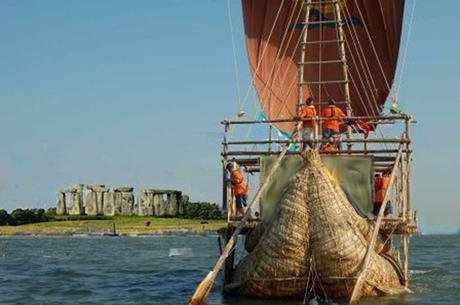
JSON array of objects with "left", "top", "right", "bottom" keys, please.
[
  {"left": 0, "top": 202, "right": 224, "bottom": 226},
  {"left": 0, "top": 208, "right": 56, "bottom": 226}
]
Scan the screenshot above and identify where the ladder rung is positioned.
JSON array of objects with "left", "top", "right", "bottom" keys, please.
[
  {"left": 302, "top": 20, "right": 339, "bottom": 25},
  {"left": 302, "top": 39, "right": 344, "bottom": 45},
  {"left": 305, "top": 1, "right": 338, "bottom": 5},
  {"left": 302, "top": 80, "right": 349, "bottom": 85},
  {"left": 318, "top": 101, "right": 348, "bottom": 105},
  {"left": 298, "top": 59, "right": 344, "bottom": 65}
]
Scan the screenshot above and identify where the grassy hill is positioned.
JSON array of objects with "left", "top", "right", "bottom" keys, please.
[{"left": 0, "top": 216, "right": 227, "bottom": 235}]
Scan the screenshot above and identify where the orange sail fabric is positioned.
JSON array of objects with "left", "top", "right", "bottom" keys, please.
[{"left": 242, "top": 0, "right": 405, "bottom": 132}]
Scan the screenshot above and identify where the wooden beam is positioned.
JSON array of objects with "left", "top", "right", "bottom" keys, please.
[{"left": 348, "top": 145, "right": 404, "bottom": 304}]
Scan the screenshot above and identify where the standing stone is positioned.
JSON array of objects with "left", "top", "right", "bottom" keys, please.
[
  {"left": 165, "top": 191, "right": 181, "bottom": 216},
  {"left": 153, "top": 193, "right": 166, "bottom": 216},
  {"left": 56, "top": 192, "right": 67, "bottom": 215},
  {"left": 103, "top": 192, "right": 116, "bottom": 216},
  {"left": 115, "top": 187, "right": 134, "bottom": 216},
  {"left": 85, "top": 189, "right": 98, "bottom": 216},
  {"left": 138, "top": 190, "right": 155, "bottom": 216},
  {"left": 179, "top": 194, "right": 189, "bottom": 215},
  {"left": 137, "top": 192, "right": 145, "bottom": 216},
  {"left": 87, "top": 185, "right": 107, "bottom": 215},
  {"left": 68, "top": 184, "right": 84, "bottom": 215},
  {"left": 114, "top": 191, "right": 123, "bottom": 215}
]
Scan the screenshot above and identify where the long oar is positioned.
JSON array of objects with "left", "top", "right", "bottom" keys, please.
[
  {"left": 348, "top": 145, "right": 404, "bottom": 304},
  {"left": 188, "top": 132, "right": 296, "bottom": 305}
]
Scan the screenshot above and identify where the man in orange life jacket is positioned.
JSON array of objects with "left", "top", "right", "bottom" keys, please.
[
  {"left": 321, "top": 99, "right": 345, "bottom": 140},
  {"left": 226, "top": 162, "right": 249, "bottom": 216},
  {"left": 300, "top": 97, "right": 317, "bottom": 149},
  {"left": 374, "top": 173, "right": 392, "bottom": 216}
]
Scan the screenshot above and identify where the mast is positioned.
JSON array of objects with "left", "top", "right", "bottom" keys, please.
[
  {"left": 332, "top": 0, "right": 353, "bottom": 150},
  {"left": 297, "top": 0, "right": 312, "bottom": 138}
]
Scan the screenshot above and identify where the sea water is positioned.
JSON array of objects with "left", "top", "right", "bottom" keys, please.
[{"left": 0, "top": 234, "right": 458, "bottom": 305}]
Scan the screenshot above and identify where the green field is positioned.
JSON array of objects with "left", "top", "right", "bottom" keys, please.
[{"left": 0, "top": 216, "right": 227, "bottom": 235}]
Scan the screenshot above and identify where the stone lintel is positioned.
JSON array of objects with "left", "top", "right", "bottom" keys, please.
[
  {"left": 114, "top": 187, "right": 134, "bottom": 193},
  {"left": 87, "top": 184, "right": 106, "bottom": 191}
]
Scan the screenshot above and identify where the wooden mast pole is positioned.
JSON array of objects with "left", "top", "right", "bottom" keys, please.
[
  {"left": 297, "top": 0, "right": 312, "bottom": 139},
  {"left": 333, "top": 0, "right": 353, "bottom": 151},
  {"left": 402, "top": 116, "right": 412, "bottom": 287}
]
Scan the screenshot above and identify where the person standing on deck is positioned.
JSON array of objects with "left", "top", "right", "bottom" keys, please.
[
  {"left": 374, "top": 173, "right": 392, "bottom": 216},
  {"left": 300, "top": 97, "right": 317, "bottom": 149},
  {"left": 321, "top": 99, "right": 345, "bottom": 140},
  {"left": 226, "top": 162, "right": 249, "bottom": 217}
]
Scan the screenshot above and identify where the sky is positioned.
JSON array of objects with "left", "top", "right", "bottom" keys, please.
[{"left": 0, "top": 0, "right": 459, "bottom": 232}]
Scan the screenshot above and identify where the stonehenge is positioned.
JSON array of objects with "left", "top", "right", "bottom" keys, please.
[{"left": 56, "top": 184, "right": 189, "bottom": 217}]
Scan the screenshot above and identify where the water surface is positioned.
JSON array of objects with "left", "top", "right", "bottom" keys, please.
[{"left": 0, "top": 234, "right": 458, "bottom": 305}]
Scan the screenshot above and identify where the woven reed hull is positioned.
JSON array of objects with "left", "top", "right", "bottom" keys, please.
[
  {"left": 227, "top": 151, "right": 404, "bottom": 300},
  {"left": 306, "top": 153, "right": 403, "bottom": 299},
  {"left": 227, "top": 167, "right": 311, "bottom": 298}
]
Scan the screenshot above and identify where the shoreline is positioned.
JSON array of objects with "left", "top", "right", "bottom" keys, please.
[{"left": 0, "top": 217, "right": 227, "bottom": 236}]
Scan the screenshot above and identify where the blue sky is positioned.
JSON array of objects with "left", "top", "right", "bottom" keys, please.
[{"left": 0, "top": 1, "right": 458, "bottom": 232}]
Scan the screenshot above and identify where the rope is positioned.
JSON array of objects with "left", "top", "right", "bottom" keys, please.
[
  {"left": 226, "top": 0, "right": 242, "bottom": 111},
  {"left": 239, "top": 0, "right": 287, "bottom": 111},
  {"left": 395, "top": 0, "right": 417, "bottom": 99}
]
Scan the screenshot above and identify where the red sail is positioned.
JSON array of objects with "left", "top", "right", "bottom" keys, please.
[{"left": 242, "top": 0, "right": 405, "bottom": 131}]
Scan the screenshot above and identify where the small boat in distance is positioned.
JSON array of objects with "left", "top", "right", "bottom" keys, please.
[{"left": 103, "top": 223, "right": 119, "bottom": 237}]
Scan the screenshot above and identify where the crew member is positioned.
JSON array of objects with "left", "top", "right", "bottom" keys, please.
[
  {"left": 320, "top": 138, "right": 338, "bottom": 155},
  {"left": 321, "top": 99, "right": 345, "bottom": 140},
  {"left": 300, "top": 97, "right": 317, "bottom": 149},
  {"left": 226, "top": 162, "right": 249, "bottom": 216},
  {"left": 374, "top": 173, "right": 391, "bottom": 216}
]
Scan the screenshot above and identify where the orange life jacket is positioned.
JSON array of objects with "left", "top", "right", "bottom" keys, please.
[
  {"left": 375, "top": 175, "right": 390, "bottom": 203},
  {"left": 321, "top": 143, "right": 337, "bottom": 154},
  {"left": 321, "top": 106, "right": 345, "bottom": 132},
  {"left": 230, "top": 169, "right": 249, "bottom": 196},
  {"left": 300, "top": 105, "right": 317, "bottom": 128}
]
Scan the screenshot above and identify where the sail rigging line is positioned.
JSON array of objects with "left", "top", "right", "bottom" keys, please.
[
  {"left": 340, "top": 4, "right": 381, "bottom": 115},
  {"left": 239, "top": 0, "right": 287, "bottom": 112},
  {"left": 341, "top": 3, "right": 380, "bottom": 111},
  {"left": 226, "top": 0, "right": 242, "bottom": 112},
  {"left": 395, "top": 0, "right": 417, "bottom": 99},
  {"left": 338, "top": 4, "right": 392, "bottom": 150},
  {"left": 251, "top": 0, "right": 304, "bottom": 121},
  {"left": 261, "top": 0, "right": 303, "bottom": 115},
  {"left": 333, "top": 12, "right": 372, "bottom": 117},
  {"left": 354, "top": 2, "right": 392, "bottom": 93},
  {"left": 242, "top": 1, "right": 303, "bottom": 143},
  {"left": 342, "top": 4, "right": 378, "bottom": 93}
]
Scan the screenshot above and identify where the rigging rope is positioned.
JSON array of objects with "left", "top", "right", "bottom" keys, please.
[
  {"left": 226, "top": 0, "right": 242, "bottom": 111},
  {"left": 239, "top": 0, "right": 287, "bottom": 112},
  {"left": 395, "top": 0, "right": 417, "bottom": 99}
]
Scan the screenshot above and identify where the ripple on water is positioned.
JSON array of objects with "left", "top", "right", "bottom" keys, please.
[{"left": 0, "top": 234, "right": 458, "bottom": 305}]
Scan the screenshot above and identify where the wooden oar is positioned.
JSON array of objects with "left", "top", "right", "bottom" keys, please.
[
  {"left": 348, "top": 145, "right": 404, "bottom": 304},
  {"left": 188, "top": 132, "right": 296, "bottom": 305}
]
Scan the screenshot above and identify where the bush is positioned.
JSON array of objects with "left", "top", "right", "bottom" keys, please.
[
  {"left": 183, "top": 202, "right": 224, "bottom": 220},
  {"left": 7, "top": 208, "right": 50, "bottom": 226},
  {"left": 0, "top": 209, "right": 13, "bottom": 225},
  {"left": 46, "top": 208, "right": 57, "bottom": 218}
]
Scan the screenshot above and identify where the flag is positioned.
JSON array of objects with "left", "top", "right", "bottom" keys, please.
[
  {"left": 390, "top": 98, "right": 402, "bottom": 114},
  {"left": 277, "top": 129, "right": 296, "bottom": 152},
  {"left": 348, "top": 119, "right": 371, "bottom": 138}
]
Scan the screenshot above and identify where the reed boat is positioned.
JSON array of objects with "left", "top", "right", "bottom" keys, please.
[{"left": 189, "top": 1, "right": 418, "bottom": 304}]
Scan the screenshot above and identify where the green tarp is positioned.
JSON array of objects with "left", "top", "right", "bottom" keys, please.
[{"left": 260, "top": 155, "right": 373, "bottom": 222}]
